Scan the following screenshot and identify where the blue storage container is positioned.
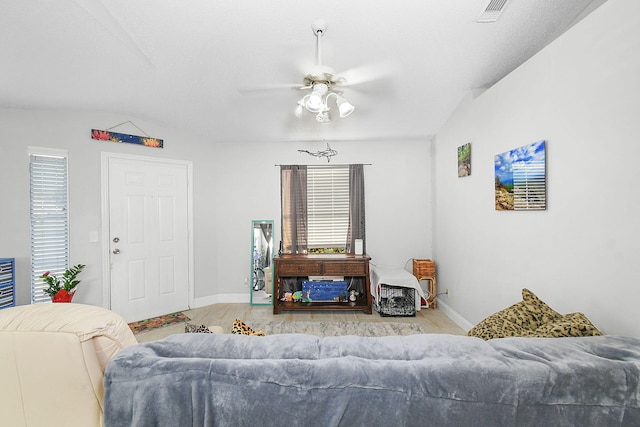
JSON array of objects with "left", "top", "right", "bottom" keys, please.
[{"left": 302, "top": 280, "right": 348, "bottom": 302}]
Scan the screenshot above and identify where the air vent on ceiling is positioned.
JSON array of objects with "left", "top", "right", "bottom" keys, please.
[{"left": 477, "top": 0, "right": 510, "bottom": 23}]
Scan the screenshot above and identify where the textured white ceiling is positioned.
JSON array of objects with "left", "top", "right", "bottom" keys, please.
[{"left": 0, "top": 0, "right": 607, "bottom": 142}]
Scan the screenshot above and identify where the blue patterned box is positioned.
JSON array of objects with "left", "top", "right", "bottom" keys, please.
[{"left": 302, "top": 281, "right": 348, "bottom": 302}]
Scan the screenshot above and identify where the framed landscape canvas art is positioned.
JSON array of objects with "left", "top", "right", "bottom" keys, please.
[
  {"left": 458, "top": 143, "right": 471, "bottom": 177},
  {"left": 494, "top": 140, "right": 546, "bottom": 210}
]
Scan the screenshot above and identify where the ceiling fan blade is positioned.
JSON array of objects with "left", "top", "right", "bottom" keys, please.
[
  {"left": 332, "top": 61, "right": 399, "bottom": 87},
  {"left": 235, "top": 82, "right": 306, "bottom": 95}
]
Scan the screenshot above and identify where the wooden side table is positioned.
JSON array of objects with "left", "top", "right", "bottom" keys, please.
[{"left": 412, "top": 259, "right": 437, "bottom": 309}]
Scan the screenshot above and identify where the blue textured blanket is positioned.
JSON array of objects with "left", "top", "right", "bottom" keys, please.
[{"left": 104, "top": 333, "right": 640, "bottom": 426}]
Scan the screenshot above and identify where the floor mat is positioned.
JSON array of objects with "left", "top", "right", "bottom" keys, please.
[{"left": 128, "top": 312, "right": 190, "bottom": 334}]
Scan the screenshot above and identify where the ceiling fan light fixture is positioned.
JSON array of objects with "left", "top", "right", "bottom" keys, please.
[
  {"left": 295, "top": 87, "right": 354, "bottom": 121},
  {"left": 305, "top": 90, "right": 324, "bottom": 113},
  {"left": 316, "top": 110, "right": 331, "bottom": 123},
  {"left": 336, "top": 97, "right": 355, "bottom": 118},
  {"left": 292, "top": 20, "right": 360, "bottom": 122}
]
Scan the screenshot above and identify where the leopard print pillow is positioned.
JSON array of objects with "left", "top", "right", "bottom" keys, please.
[
  {"left": 467, "top": 288, "right": 561, "bottom": 340},
  {"left": 185, "top": 323, "right": 214, "bottom": 333},
  {"left": 521, "top": 288, "right": 562, "bottom": 327},
  {"left": 530, "top": 312, "right": 602, "bottom": 338},
  {"left": 467, "top": 301, "right": 532, "bottom": 340},
  {"left": 231, "top": 319, "right": 265, "bottom": 336}
]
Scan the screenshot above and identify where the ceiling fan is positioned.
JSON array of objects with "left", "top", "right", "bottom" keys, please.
[{"left": 238, "top": 18, "right": 394, "bottom": 123}]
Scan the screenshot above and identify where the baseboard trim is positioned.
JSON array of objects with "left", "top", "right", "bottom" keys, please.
[
  {"left": 193, "top": 293, "right": 248, "bottom": 308},
  {"left": 436, "top": 299, "right": 474, "bottom": 332}
]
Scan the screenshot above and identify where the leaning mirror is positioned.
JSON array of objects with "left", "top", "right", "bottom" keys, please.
[{"left": 250, "top": 220, "right": 273, "bottom": 306}]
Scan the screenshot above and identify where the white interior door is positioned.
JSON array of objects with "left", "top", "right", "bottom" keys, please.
[{"left": 108, "top": 156, "right": 190, "bottom": 322}]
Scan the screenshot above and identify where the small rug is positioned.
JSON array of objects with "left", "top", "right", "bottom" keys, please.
[
  {"left": 245, "top": 321, "right": 424, "bottom": 337},
  {"left": 128, "top": 312, "right": 190, "bottom": 334}
]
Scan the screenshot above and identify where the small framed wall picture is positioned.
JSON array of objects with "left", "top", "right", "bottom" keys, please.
[{"left": 458, "top": 143, "right": 471, "bottom": 177}]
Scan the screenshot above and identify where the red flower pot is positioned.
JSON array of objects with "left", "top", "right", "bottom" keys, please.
[{"left": 52, "top": 289, "right": 75, "bottom": 303}]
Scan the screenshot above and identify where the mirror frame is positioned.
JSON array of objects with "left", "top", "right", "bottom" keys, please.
[{"left": 250, "top": 219, "right": 274, "bottom": 306}]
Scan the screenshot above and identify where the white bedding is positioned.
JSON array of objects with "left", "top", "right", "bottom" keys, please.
[{"left": 370, "top": 264, "right": 426, "bottom": 311}]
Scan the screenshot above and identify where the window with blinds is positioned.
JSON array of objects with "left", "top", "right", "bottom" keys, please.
[
  {"left": 307, "top": 165, "right": 349, "bottom": 250},
  {"left": 29, "top": 151, "right": 69, "bottom": 303}
]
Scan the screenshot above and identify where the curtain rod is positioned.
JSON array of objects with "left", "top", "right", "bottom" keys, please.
[{"left": 274, "top": 163, "right": 372, "bottom": 166}]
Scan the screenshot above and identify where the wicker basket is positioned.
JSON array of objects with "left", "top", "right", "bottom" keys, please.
[{"left": 412, "top": 259, "right": 436, "bottom": 278}]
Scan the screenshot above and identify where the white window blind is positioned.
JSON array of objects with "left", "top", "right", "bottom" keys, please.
[
  {"left": 512, "top": 159, "right": 546, "bottom": 210},
  {"left": 29, "top": 152, "right": 69, "bottom": 303},
  {"left": 307, "top": 165, "right": 349, "bottom": 249}
]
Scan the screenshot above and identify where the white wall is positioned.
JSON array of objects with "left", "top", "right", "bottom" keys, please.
[
  {"left": 0, "top": 108, "right": 432, "bottom": 309},
  {"left": 433, "top": 0, "right": 640, "bottom": 337}
]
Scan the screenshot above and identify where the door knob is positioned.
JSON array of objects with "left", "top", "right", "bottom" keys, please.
[
  {"left": 113, "top": 237, "right": 120, "bottom": 243},
  {"left": 112, "top": 248, "right": 121, "bottom": 254}
]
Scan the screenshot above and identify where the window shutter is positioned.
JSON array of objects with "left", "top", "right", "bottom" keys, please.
[
  {"left": 307, "top": 165, "right": 349, "bottom": 248},
  {"left": 30, "top": 154, "right": 69, "bottom": 303},
  {"left": 512, "top": 159, "right": 546, "bottom": 210}
]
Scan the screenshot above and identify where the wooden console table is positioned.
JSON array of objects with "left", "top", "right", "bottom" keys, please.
[{"left": 273, "top": 254, "right": 372, "bottom": 314}]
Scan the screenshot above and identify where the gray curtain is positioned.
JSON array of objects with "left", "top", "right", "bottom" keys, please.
[
  {"left": 280, "top": 165, "right": 307, "bottom": 254},
  {"left": 346, "top": 164, "right": 366, "bottom": 255}
]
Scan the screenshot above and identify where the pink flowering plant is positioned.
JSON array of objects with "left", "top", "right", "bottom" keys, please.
[{"left": 40, "top": 264, "right": 86, "bottom": 297}]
